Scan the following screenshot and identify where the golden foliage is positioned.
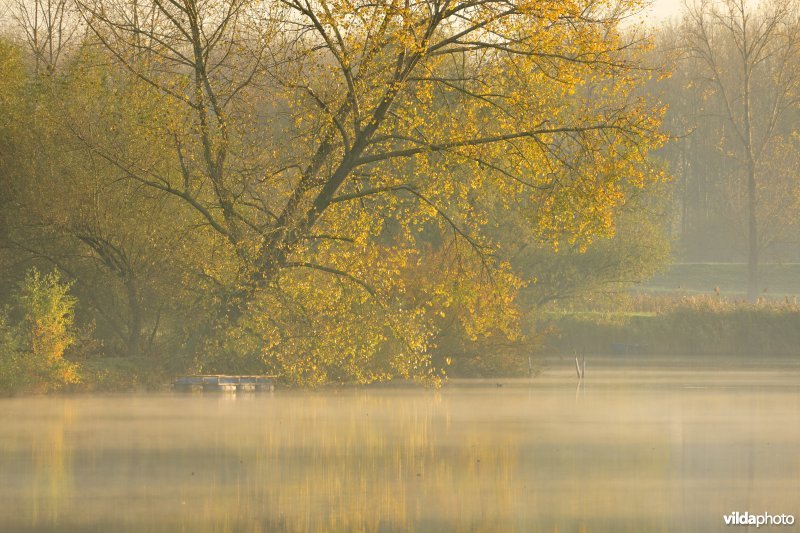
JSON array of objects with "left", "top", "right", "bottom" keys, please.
[{"left": 14, "top": 0, "right": 667, "bottom": 384}]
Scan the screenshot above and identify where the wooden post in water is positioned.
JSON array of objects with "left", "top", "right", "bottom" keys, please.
[
  {"left": 574, "top": 350, "right": 585, "bottom": 380},
  {"left": 575, "top": 351, "right": 586, "bottom": 400}
]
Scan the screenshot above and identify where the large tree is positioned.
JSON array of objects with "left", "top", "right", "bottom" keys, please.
[
  {"left": 3, "top": 0, "right": 666, "bottom": 383},
  {"left": 68, "top": 0, "right": 665, "bottom": 382}
]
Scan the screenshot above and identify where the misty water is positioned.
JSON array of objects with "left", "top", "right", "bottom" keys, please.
[{"left": 2, "top": 357, "right": 799, "bottom": 532}]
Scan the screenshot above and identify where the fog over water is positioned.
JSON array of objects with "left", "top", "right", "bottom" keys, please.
[
  {"left": 2, "top": 357, "right": 798, "bottom": 532},
  {"left": 3, "top": 0, "right": 800, "bottom": 529}
]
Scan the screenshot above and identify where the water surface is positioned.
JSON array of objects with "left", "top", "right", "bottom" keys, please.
[{"left": 1, "top": 357, "right": 799, "bottom": 531}]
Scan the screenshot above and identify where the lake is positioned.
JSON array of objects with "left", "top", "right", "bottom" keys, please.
[{"left": 1, "top": 356, "right": 799, "bottom": 531}]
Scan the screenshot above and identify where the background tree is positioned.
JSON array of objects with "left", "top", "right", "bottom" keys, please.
[
  {"left": 11, "top": 0, "right": 82, "bottom": 74},
  {"left": 0, "top": 23, "right": 220, "bottom": 366},
  {"left": 0, "top": 38, "right": 27, "bottom": 296},
  {"left": 680, "top": 0, "right": 800, "bottom": 301}
]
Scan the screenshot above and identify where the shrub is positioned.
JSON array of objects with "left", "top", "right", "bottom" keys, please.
[{"left": 0, "top": 269, "right": 80, "bottom": 394}]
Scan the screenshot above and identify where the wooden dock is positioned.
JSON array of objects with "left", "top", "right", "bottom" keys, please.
[{"left": 173, "top": 375, "right": 276, "bottom": 393}]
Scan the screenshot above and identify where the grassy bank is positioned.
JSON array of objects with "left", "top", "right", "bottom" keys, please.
[
  {"left": 639, "top": 263, "right": 800, "bottom": 298},
  {"left": 541, "top": 296, "right": 800, "bottom": 357}
]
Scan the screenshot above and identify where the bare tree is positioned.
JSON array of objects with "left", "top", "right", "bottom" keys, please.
[
  {"left": 684, "top": 0, "right": 800, "bottom": 301},
  {"left": 12, "top": 0, "right": 81, "bottom": 74}
]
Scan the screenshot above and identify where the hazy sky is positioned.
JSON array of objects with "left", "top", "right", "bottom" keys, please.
[{"left": 647, "top": 0, "right": 685, "bottom": 22}]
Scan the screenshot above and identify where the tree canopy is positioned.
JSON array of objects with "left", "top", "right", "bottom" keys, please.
[{"left": 1, "top": 0, "right": 667, "bottom": 385}]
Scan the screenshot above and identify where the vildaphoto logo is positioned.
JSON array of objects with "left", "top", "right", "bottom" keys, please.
[{"left": 723, "top": 512, "right": 795, "bottom": 527}]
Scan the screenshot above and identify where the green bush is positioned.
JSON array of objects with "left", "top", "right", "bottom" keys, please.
[{"left": 0, "top": 269, "right": 81, "bottom": 394}]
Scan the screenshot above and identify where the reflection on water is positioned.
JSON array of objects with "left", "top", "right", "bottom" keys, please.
[{"left": 1, "top": 358, "right": 799, "bottom": 532}]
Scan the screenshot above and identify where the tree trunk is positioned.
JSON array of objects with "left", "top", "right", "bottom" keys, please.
[
  {"left": 746, "top": 157, "right": 758, "bottom": 302},
  {"left": 126, "top": 277, "right": 142, "bottom": 357},
  {"left": 743, "top": 54, "right": 758, "bottom": 303}
]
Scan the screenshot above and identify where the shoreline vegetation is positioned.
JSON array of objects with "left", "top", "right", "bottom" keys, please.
[
  {"left": 4, "top": 270, "right": 800, "bottom": 395},
  {"left": 541, "top": 296, "right": 800, "bottom": 359},
  {"left": 3, "top": 0, "right": 800, "bottom": 394}
]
